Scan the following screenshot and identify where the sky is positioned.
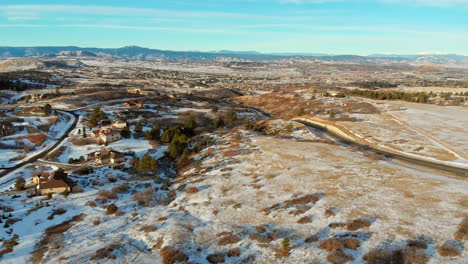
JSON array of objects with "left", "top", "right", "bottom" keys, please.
[{"left": 0, "top": 0, "right": 467, "bottom": 55}]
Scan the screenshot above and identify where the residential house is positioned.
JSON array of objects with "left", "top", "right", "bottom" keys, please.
[
  {"left": 123, "top": 99, "right": 144, "bottom": 108},
  {"left": 23, "top": 107, "right": 48, "bottom": 116},
  {"left": 0, "top": 121, "right": 14, "bottom": 137},
  {"left": 91, "top": 128, "right": 122, "bottom": 144},
  {"left": 127, "top": 89, "right": 142, "bottom": 95},
  {"left": 112, "top": 119, "right": 128, "bottom": 129},
  {"left": 32, "top": 170, "right": 73, "bottom": 195},
  {"left": 86, "top": 148, "right": 126, "bottom": 165}
]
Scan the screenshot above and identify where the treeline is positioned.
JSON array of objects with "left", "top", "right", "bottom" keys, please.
[
  {"left": 354, "top": 81, "right": 398, "bottom": 89},
  {"left": 348, "top": 89, "right": 429, "bottom": 103}
]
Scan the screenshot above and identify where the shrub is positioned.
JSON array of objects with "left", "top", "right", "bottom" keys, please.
[
  {"left": 218, "top": 233, "right": 241, "bottom": 246},
  {"left": 280, "top": 238, "right": 291, "bottom": 257},
  {"left": 363, "top": 246, "right": 429, "bottom": 264},
  {"left": 327, "top": 250, "right": 354, "bottom": 264},
  {"left": 186, "top": 187, "right": 199, "bottom": 194},
  {"left": 255, "top": 225, "right": 267, "bottom": 233},
  {"left": 342, "top": 238, "right": 361, "bottom": 249},
  {"left": 139, "top": 225, "right": 157, "bottom": 233},
  {"left": 227, "top": 248, "right": 241, "bottom": 257},
  {"left": 15, "top": 177, "right": 25, "bottom": 191},
  {"left": 207, "top": 252, "right": 226, "bottom": 264},
  {"left": 98, "top": 189, "right": 118, "bottom": 200},
  {"left": 93, "top": 219, "right": 100, "bottom": 226},
  {"left": 106, "top": 203, "right": 118, "bottom": 214},
  {"left": 346, "top": 218, "right": 372, "bottom": 231},
  {"left": 111, "top": 183, "right": 129, "bottom": 194},
  {"left": 304, "top": 235, "right": 319, "bottom": 243},
  {"left": 133, "top": 188, "right": 154, "bottom": 206},
  {"left": 297, "top": 216, "right": 312, "bottom": 224},
  {"left": 438, "top": 240, "right": 464, "bottom": 257},
  {"left": 160, "top": 247, "right": 188, "bottom": 264},
  {"left": 324, "top": 208, "right": 337, "bottom": 217},
  {"left": 86, "top": 201, "right": 97, "bottom": 207},
  {"left": 115, "top": 210, "right": 124, "bottom": 216},
  {"left": 46, "top": 193, "right": 52, "bottom": 200},
  {"left": 318, "top": 238, "right": 344, "bottom": 252}
]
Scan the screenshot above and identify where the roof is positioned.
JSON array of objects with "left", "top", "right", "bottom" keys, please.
[{"left": 39, "top": 178, "right": 70, "bottom": 189}]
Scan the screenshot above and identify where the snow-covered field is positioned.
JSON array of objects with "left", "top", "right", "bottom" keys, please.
[
  {"left": 0, "top": 112, "right": 73, "bottom": 168},
  {"left": 339, "top": 101, "right": 468, "bottom": 167},
  {"left": 0, "top": 122, "right": 465, "bottom": 263}
]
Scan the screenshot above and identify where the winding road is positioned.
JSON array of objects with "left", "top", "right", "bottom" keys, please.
[{"left": 293, "top": 117, "right": 468, "bottom": 177}]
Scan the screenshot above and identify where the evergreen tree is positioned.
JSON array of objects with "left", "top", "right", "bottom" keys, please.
[{"left": 15, "top": 177, "right": 25, "bottom": 191}]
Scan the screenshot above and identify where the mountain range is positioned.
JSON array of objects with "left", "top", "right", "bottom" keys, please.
[{"left": 0, "top": 46, "right": 467, "bottom": 66}]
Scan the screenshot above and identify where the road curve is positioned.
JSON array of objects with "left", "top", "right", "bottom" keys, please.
[
  {"left": 293, "top": 117, "right": 468, "bottom": 177},
  {"left": 0, "top": 110, "right": 79, "bottom": 178}
]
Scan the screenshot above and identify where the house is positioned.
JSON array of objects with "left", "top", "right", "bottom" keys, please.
[
  {"left": 127, "top": 89, "right": 142, "bottom": 95},
  {"left": 112, "top": 119, "right": 128, "bottom": 129},
  {"left": 23, "top": 107, "right": 48, "bottom": 116},
  {"left": 86, "top": 148, "right": 126, "bottom": 165},
  {"left": 91, "top": 128, "right": 122, "bottom": 144},
  {"left": 0, "top": 121, "right": 14, "bottom": 137},
  {"left": 117, "top": 111, "right": 137, "bottom": 119},
  {"left": 98, "top": 119, "right": 112, "bottom": 127},
  {"left": 123, "top": 99, "right": 144, "bottom": 108},
  {"left": 32, "top": 170, "right": 73, "bottom": 195}
]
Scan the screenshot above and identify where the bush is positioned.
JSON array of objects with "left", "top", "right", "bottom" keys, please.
[
  {"left": 346, "top": 218, "right": 372, "bottom": 231},
  {"left": 98, "top": 189, "right": 118, "bottom": 200},
  {"left": 327, "top": 250, "right": 354, "bottom": 264},
  {"left": 297, "top": 216, "right": 312, "bottom": 224},
  {"left": 139, "top": 225, "right": 157, "bottom": 233},
  {"left": 133, "top": 188, "right": 154, "bottom": 206},
  {"left": 207, "top": 252, "right": 226, "bottom": 264},
  {"left": 227, "top": 248, "right": 241, "bottom": 257},
  {"left": 318, "top": 238, "right": 344, "bottom": 252},
  {"left": 15, "top": 177, "right": 25, "bottom": 191},
  {"left": 160, "top": 246, "right": 188, "bottom": 264},
  {"left": 111, "top": 183, "right": 129, "bottom": 194},
  {"left": 86, "top": 201, "right": 97, "bottom": 207},
  {"left": 217, "top": 233, "right": 241, "bottom": 246},
  {"left": 106, "top": 203, "right": 118, "bottom": 214},
  {"left": 324, "top": 208, "right": 337, "bottom": 217},
  {"left": 438, "top": 240, "right": 464, "bottom": 257},
  {"left": 280, "top": 238, "right": 291, "bottom": 257},
  {"left": 186, "top": 187, "right": 199, "bottom": 194}
]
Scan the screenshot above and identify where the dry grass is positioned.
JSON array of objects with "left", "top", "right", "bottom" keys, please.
[
  {"left": 97, "top": 189, "right": 118, "bottom": 200},
  {"left": 70, "top": 137, "right": 96, "bottom": 146},
  {"left": 139, "top": 225, "right": 158, "bottom": 233},
  {"left": 327, "top": 250, "right": 354, "bottom": 264},
  {"left": 90, "top": 247, "right": 116, "bottom": 261},
  {"left": 207, "top": 252, "right": 226, "bottom": 264},
  {"left": 47, "top": 208, "right": 67, "bottom": 220},
  {"left": 297, "top": 216, "right": 313, "bottom": 224},
  {"left": 454, "top": 217, "right": 468, "bottom": 241},
  {"left": 30, "top": 214, "right": 85, "bottom": 263},
  {"left": 217, "top": 233, "right": 241, "bottom": 246},
  {"left": 227, "top": 248, "right": 241, "bottom": 257},
  {"left": 346, "top": 218, "right": 372, "bottom": 231},
  {"left": 437, "top": 240, "right": 464, "bottom": 257},
  {"left": 342, "top": 238, "right": 361, "bottom": 249},
  {"left": 324, "top": 208, "right": 337, "bottom": 217},
  {"left": 133, "top": 188, "right": 154, "bottom": 206},
  {"left": 26, "top": 133, "right": 47, "bottom": 146},
  {"left": 186, "top": 187, "right": 199, "bottom": 194},
  {"left": 111, "top": 183, "right": 129, "bottom": 194},
  {"left": 318, "top": 238, "right": 344, "bottom": 252},
  {"left": 363, "top": 246, "right": 430, "bottom": 264},
  {"left": 160, "top": 247, "right": 188, "bottom": 264}
]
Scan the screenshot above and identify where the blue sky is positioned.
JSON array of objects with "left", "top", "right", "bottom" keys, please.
[{"left": 0, "top": 0, "right": 467, "bottom": 54}]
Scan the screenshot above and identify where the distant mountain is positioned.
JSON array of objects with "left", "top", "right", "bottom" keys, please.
[{"left": 0, "top": 46, "right": 467, "bottom": 67}]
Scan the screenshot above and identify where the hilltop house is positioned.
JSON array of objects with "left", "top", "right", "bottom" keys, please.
[
  {"left": 112, "top": 118, "right": 128, "bottom": 129},
  {"left": 23, "top": 107, "right": 48, "bottom": 116},
  {"left": 86, "top": 148, "right": 126, "bottom": 165},
  {"left": 91, "top": 128, "right": 122, "bottom": 144},
  {"left": 32, "top": 170, "right": 73, "bottom": 195},
  {"left": 123, "top": 99, "right": 144, "bottom": 108},
  {"left": 0, "top": 121, "right": 14, "bottom": 137}
]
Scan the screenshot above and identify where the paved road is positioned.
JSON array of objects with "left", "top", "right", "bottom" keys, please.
[
  {"left": 294, "top": 117, "right": 468, "bottom": 177},
  {"left": 0, "top": 110, "right": 79, "bottom": 177}
]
